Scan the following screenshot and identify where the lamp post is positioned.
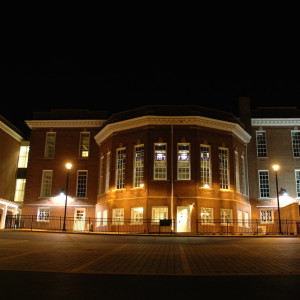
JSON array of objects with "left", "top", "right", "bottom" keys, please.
[
  {"left": 272, "top": 164, "right": 282, "bottom": 234},
  {"left": 62, "top": 162, "right": 72, "bottom": 231}
]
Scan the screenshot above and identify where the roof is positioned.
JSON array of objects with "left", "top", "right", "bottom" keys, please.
[{"left": 100, "top": 105, "right": 245, "bottom": 129}]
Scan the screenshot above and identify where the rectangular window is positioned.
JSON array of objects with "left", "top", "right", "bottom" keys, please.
[
  {"left": 237, "top": 210, "right": 243, "bottom": 227},
  {"left": 219, "top": 147, "right": 230, "bottom": 190},
  {"left": 18, "top": 145, "right": 30, "bottom": 168},
  {"left": 14, "top": 179, "right": 26, "bottom": 202},
  {"left": 200, "top": 145, "right": 211, "bottom": 188},
  {"left": 112, "top": 208, "right": 124, "bottom": 225},
  {"left": 103, "top": 209, "right": 108, "bottom": 226},
  {"left": 99, "top": 156, "right": 104, "bottom": 194},
  {"left": 79, "top": 132, "right": 90, "bottom": 158},
  {"left": 256, "top": 131, "right": 267, "bottom": 157},
  {"left": 97, "top": 211, "right": 102, "bottom": 226},
  {"left": 105, "top": 152, "right": 111, "bottom": 192},
  {"left": 131, "top": 207, "right": 143, "bottom": 224},
  {"left": 295, "top": 170, "right": 300, "bottom": 198},
  {"left": 40, "top": 170, "right": 53, "bottom": 197},
  {"left": 133, "top": 145, "right": 144, "bottom": 188},
  {"left": 44, "top": 132, "right": 56, "bottom": 158},
  {"left": 235, "top": 151, "right": 240, "bottom": 193},
  {"left": 244, "top": 211, "right": 249, "bottom": 228},
  {"left": 154, "top": 143, "right": 167, "bottom": 180},
  {"left": 241, "top": 155, "right": 247, "bottom": 195},
  {"left": 291, "top": 130, "right": 300, "bottom": 157},
  {"left": 152, "top": 206, "right": 168, "bottom": 222},
  {"left": 260, "top": 209, "right": 274, "bottom": 223},
  {"left": 115, "top": 148, "right": 126, "bottom": 189},
  {"left": 77, "top": 170, "right": 88, "bottom": 198},
  {"left": 220, "top": 208, "right": 233, "bottom": 225},
  {"left": 200, "top": 207, "right": 214, "bottom": 224},
  {"left": 177, "top": 143, "right": 191, "bottom": 180},
  {"left": 37, "top": 207, "right": 50, "bottom": 222},
  {"left": 258, "top": 170, "right": 270, "bottom": 198}
]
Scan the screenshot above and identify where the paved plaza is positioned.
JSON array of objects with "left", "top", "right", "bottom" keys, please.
[{"left": 1, "top": 230, "right": 300, "bottom": 299}]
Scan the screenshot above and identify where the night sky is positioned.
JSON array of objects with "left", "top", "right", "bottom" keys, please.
[{"left": 2, "top": 54, "right": 300, "bottom": 136}]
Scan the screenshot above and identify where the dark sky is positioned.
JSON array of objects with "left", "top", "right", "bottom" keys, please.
[{"left": 2, "top": 54, "right": 300, "bottom": 135}]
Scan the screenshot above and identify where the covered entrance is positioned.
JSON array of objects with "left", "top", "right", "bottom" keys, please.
[
  {"left": 0, "top": 198, "right": 19, "bottom": 229},
  {"left": 176, "top": 206, "right": 190, "bottom": 232}
]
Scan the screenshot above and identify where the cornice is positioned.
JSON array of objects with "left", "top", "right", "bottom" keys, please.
[
  {"left": 251, "top": 118, "right": 300, "bottom": 127},
  {"left": 26, "top": 120, "right": 106, "bottom": 129},
  {"left": 0, "top": 121, "right": 23, "bottom": 142},
  {"left": 95, "top": 115, "right": 252, "bottom": 145}
]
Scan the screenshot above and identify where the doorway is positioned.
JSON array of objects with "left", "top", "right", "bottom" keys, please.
[
  {"left": 176, "top": 206, "right": 190, "bottom": 232},
  {"left": 74, "top": 208, "right": 86, "bottom": 231}
]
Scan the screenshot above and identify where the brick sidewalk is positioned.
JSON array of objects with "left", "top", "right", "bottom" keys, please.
[{"left": 1, "top": 231, "right": 300, "bottom": 276}]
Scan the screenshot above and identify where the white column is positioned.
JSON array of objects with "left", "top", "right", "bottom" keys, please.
[{"left": 0, "top": 204, "right": 8, "bottom": 229}]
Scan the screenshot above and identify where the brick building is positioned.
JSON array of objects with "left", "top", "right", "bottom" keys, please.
[
  {"left": 18, "top": 100, "right": 300, "bottom": 234},
  {"left": 0, "top": 115, "right": 25, "bottom": 228}
]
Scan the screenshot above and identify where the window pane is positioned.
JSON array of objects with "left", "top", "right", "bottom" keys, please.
[
  {"left": 77, "top": 170, "right": 88, "bottom": 197},
  {"left": 44, "top": 132, "right": 56, "bottom": 158},
  {"left": 177, "top": 143, "right": 190, "bottom": 180},
  {"left": 154, "top": 143, "right": 167, "bottom": 180}
]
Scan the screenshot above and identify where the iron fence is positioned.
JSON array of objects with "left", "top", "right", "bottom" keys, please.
[{"left": 5, "top": 215, "right": 300, "bottom": 235}]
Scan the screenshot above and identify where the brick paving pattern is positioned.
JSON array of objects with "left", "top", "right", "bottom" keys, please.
[{"left": 1, "top": 231, "right": 300, "bottom": 276}]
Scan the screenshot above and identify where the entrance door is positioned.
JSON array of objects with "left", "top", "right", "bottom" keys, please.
[
  {"left": 74, "top": 208, "right": 86, "bottom": 231},
  {"left": 177, "top": 206, "right": 190, "bottom": 232}
]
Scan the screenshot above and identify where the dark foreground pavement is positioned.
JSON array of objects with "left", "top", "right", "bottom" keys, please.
[
  {"left": 1, "top": 230, "right": 300, "bottom": 299},
  {"left": 1, "top": 271, "right": 300, "bottom": 299}
]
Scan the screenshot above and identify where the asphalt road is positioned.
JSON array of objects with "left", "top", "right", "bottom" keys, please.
[{"left": 1, "top": 230, "right": 300, "bottom": 299}]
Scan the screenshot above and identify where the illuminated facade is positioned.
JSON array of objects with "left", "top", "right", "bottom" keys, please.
[
  {"left": 17, "top": 102, "right": 300, "bottom": 234},
  {"left": 0, "top": 115, "right": 24, "bottom": 228}
]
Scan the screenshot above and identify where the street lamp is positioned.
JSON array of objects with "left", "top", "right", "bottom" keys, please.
[
  {"left": 272, "top": 164, "right": 282, "bottom": 234},
  {"left": 62, "top": 162, "right": 72, "bottom": 231}
]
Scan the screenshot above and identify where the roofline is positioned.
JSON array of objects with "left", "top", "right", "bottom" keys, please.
[
  {"left": 95, "top": 115, "right": 252, "bottom": 145},
  {"left": 26, "top": 119, "right": 106, "bottom": 129}
]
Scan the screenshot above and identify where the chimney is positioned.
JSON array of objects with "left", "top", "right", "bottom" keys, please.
[{"left": 238, "top": 96, "right": 252, "bottom": 134}]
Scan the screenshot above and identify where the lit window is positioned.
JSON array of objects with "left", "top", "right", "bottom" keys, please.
[
  {"left": 200, "top": 145, "right": 211, "bottom": 188},
  {"left": 219, "top": 148, "right": 230, "bottom": 190},
  {"left": 241, "top": 155, "right": 247, "bottom": 195},
  {"left": 131, "top": 207, "right": 143, "bottom": 224},
  {"left": 18, "top": 145, "right": 30, "bottom": 168},
  {"left": 112, "top": 208, "right": 124, "bottom": 225},
  {"left": 237, "top": 210, "right": 243, "bottom": 227},
  {"left": 244, "top": 211, "right": 249, "bottom": 228},
  {"left": 220, "top": 208, "right": 233, "bottom": 225},
  {"left": 177, "top": 143, "right": 191, "bottom": 180},
  {"left": 77, "top": 170, "right": 88, "bottom": 198},
  {"left": 103, "top": 210, "right": 108, "bottom": 226},
  {"left": 260, "top": 209, "right": 273, "bottom": 223},
  {"left": 154, "top": 143, "right": 167, "bottom": 180},
  {"left": 79, "top": 132, "right": 90, "bottom": 158},
  {"left": 40, "top": 170, "right": 53, "bottom": 197},
  {"left": 235, "top": 151, "right": 240, "bottom": 193},
  {"left": 116, "top": 148, "right": 126, "bottom": 189},
  {"left": 256, "top": 131, "right": 267, "bottom": 157},
  {"left": 105, "top": 152, "right": 111, "bottom": 192},
  {"left": 291, "top": 130, "right": 300, "bottom": 157},
  {"left": 14, "top": 179, "right": 26, "bottom": 202},
  {"left": 152, "top": 206, "right": 168, "bottom": 222},
  {"left": 99, "top": 156, "right": 104, "bottom": 194},
  {"left": 200, "top": 207, "right": 214, "bottom": 224},
  {"left": 44, "top": 132, "right": 56, "bottom": 158},
  {"left": 37, "top": 207, "right": 50, "bottom": 222},
  {"left": 133, "top": 145, "right": 144, "bottom": 188},
  {"left": 258, "top": 170, "right": 270, "bottom": 198}
]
